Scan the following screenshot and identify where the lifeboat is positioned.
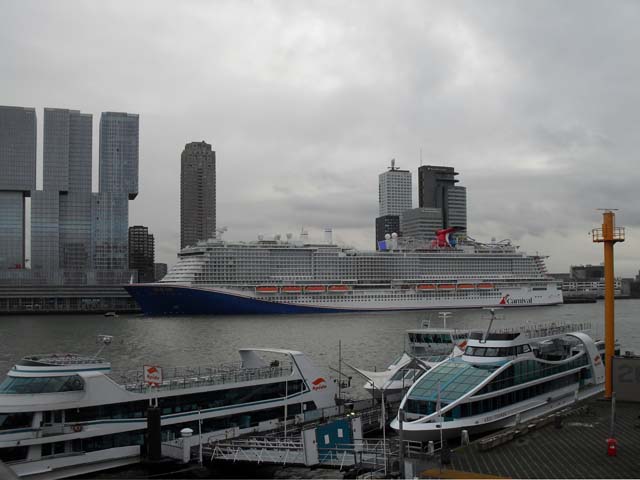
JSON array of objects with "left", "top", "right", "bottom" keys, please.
[
  {"left": 477, "top": 283, "right": 494, "bottom": 289},
  {"left": 416, "top": 284, "right": 436, "bottom": 291},
  {"left": 305, "top": 285, "right": 326, "bottom": 293},
  {"left": 437, "top": 284, "right": 456, "bottom": 290},
  {"left": 256, "top": 286, "right": 279, "bottom": 293},
  {"left": 328, "top": 285, "right": 350, "bottom": 292},
  {"left": 281, "top": 286, "right": 303, "bottom": 293},
  {"left": 457, "top": 284, "right": 475, "bottom": 290}
]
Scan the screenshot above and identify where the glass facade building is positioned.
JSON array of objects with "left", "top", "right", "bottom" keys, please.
[
  {"left": 0, "top": 106, "right": 36, "bottom": 270},
  {"left": 128, "top": 226, "right": 155, "bottom": 283},
  {"left": 99, "top": 112, "right": 139, "bottom": 200},
  {"left": 92, "top": 193, "right": 129, "bottom": 271},
  {"left": 400, "top": 208, "right": 443, "bottom": 242},
  {"left": 418, "top": 165, "right": 468, "bottom": 233}
]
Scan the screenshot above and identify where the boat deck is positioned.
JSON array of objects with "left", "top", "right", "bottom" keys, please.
[
  {"left": 431, "top": 396, "right": 640, "bottom": 479},
  {"left": 110, "top": 363, "right": 294, "bottom": 393}
]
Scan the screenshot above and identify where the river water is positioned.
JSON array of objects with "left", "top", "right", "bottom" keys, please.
[{"left": 1, "top": 301, "right": 638, "bottom": 393}]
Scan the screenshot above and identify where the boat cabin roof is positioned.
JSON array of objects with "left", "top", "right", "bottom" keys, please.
[{"left": 17, "top": 354, "right": 108, "bottom": 367}]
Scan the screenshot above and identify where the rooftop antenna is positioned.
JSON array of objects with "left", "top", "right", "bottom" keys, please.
[
  {"left": 94, "top": 335, "right": 113, "bottom": 358},
  {"left": 438, "top": 311, "right": 452, "bottom": 329},
  {"left": 389, "top": 158, "right": 397, "bottom": 171}
]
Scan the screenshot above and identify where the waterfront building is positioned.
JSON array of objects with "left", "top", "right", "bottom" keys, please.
[
  {"left": 154, "top": 262, "right": 168, "bottom": 281},
  {"left": 418, "top": 165, "right": 467, "bottom": 232},
  {"left": 379, "top": 159, "right": 412, "bottom": 216},
  {"left": 0, "top": 106, "right": 36, "bottom": 269},
  {"left": 375, "top": 215, "right": 400, "bottom": 249},
  {"left": 99, "top": 112, "right": 139, "bottom": 199},
  {"left": 128, "top": 226, "right": 155, "bottom": 283},
  {"left": 181, "top": 141, "right": 216, "bottom": 249},
  {"left": 400, "top": 208, "right": 443, "bottom": 243}
]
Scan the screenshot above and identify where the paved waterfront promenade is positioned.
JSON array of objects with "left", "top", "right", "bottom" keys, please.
[{"left": 432, "top": 397, "right": 640, "bottom": 479}]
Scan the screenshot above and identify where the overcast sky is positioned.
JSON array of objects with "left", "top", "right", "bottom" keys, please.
[{"left": 2, "top": 0, "right": 639, "bottom": 276}]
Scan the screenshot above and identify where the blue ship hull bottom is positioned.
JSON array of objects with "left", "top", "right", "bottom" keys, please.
[{"left": 124, "top": 285, "right": 349, "bottom": 315}]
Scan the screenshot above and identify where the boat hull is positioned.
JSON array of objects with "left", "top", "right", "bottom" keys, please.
[{"left": 124, "top": 284, "right": 563, "bottom": 316}]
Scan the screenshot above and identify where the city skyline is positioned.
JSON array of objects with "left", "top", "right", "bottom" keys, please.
[{"left": 2, "top": 2, "right": 640, "bottom": 276}]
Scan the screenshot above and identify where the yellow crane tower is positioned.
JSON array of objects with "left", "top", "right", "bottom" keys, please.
[{"left": 591, "top": 210, "right": 625, "bottom": 399}]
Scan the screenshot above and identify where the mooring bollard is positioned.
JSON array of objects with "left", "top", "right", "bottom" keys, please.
[
  {"left": 461, "top": 429, "right": 470, "bottom": 446},
  {"left": 180, "top": 428, "right": 194, "bottom": 463}
]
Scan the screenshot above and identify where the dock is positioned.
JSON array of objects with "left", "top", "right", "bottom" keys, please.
[{"left": 416, "top": 396, "right": 640, "bottom": 479}]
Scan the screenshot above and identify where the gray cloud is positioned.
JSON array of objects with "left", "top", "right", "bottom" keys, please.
[{"left": 2, "top": 0, "right": 639, "bottom": 275}]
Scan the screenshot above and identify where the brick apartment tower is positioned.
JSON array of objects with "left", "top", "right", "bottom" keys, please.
[{"left": 180, "top": 141, "right": 216, "bottom": 249}]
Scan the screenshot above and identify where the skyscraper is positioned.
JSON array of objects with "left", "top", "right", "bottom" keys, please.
[
  {"left": 378, "top": 160, "right": 412, "bottom": 216},
  {"left": 375, "top": 160, "right": 411, "bottom": 249},
  {"left": 0, "top": 106, "right": 36, "bottom": 269},
  {"left": 128, "top": 226, "right": 155, "bottom": 283},
  {"left": 32, "top": 109, "right": 94, "bottom": 275},
  {"left": 418, "top": 165, "right": 467, "bottom": 232},
  {"left": 400, "top": 208, "right": 444, "bottom": 242},
  {"left": 93, "top": 112, "right": 140, "bottom": 279},
  {"left": 181, "top": 141, "right": 216, "bottom": 249},
  {"left": 99, "top": 112, "right": 139, "bottom": 199}
]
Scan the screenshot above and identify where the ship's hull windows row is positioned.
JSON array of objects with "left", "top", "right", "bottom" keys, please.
[
  {"left": 0, "top": 412, "right": 34, "bottom": 431},
  {"left": 37, "top": 402, "right": 318, "bottom": 458},
  {"left": 406, "top": 372, "right": 582, "bottom": 418},
  {"left": 65, "top": 380, "right": 304, "bottom": 423}
]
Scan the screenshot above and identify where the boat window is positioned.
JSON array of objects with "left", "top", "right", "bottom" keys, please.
[
  {"left": 0, "top": 412, "right": 33, "bottom": 431},
  {"left": 484, "top": 348, "right": 499, "bottom": 357},
  {"left": 0, "top": 375, "right": 84, "bottom": 394},
  {"left": 0, "top": 446, "right": 29, "bottom": 462}
]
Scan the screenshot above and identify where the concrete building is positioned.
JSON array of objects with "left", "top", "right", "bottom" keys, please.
[
  {"left": 154, "top": 262, "right": 168, "bottom": 282},
  {"left": 375, "top": 215, "right": 400, "bottom": 249},
  {"left": 128, "top": 226, "right": 155, "bottom": 283},
  {"left": 418, "top": 165, "right": 467, "bottom": 232},
  {"left": 181, "top": 141, "right": 216, "bottom": 249},
  {"left": 400, "top": 208, "right": 443, "bottom": 243},
  {"left": 378, "top": 160, "right": 412, "bottom": 216},
  {"left": 0, "top": 106, "right": 36, "bottom": 269}
]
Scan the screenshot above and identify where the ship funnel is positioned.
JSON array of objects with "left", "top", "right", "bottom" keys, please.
[{"left": 324, "top": 227, "right": 333, "bottom": 244}]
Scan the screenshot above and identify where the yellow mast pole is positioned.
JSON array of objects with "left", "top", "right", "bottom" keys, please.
[{"left": 592, "top": 210, "right": 624, "bottom": 399}]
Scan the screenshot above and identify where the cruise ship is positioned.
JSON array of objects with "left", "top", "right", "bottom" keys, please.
[
  {"left": 390, "top": 318, "right": 607, "bottom": 442},
  {"left": 0, "top": 342, "right": 338, "bottom": 479},
  {"left": 125, "top": 229, "right": 562, "bottom": 316}
]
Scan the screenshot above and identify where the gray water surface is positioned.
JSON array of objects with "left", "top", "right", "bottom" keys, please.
[{"left": 1, "top": 301, "right": 638, "bottom": 391}]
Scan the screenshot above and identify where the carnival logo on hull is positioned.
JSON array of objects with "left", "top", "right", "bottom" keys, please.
[
  {"left": 311, "top": 377, "right": 327, "bottom": 391},
  {"left": 499, "top": 294, "right": 533, "bottom": 305}
]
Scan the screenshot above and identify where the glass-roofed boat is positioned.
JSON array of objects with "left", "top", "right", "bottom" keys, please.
[{"left": 390, "top": 312, "right": 608, "bottom": 442}]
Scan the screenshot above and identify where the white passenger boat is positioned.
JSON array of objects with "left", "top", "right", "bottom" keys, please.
[
  {"left": 0, "top": 343, "right": 337, "bottom": 479},
  {"left": 360, "top": 324, "right": 470, "bottom": 400},
  {"left": 390, "top": 315, "right": 606, "bottom": 442}
]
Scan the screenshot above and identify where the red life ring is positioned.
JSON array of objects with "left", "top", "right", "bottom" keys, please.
[{"left": 72, "top": 424, "right": 83, "bottom": 433}]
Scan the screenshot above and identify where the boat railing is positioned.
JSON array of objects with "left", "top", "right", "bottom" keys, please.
[
  {"left": 20, "top": 354, "right": 108, "bottom": 366},
  {"left": 111, "top": 362, "right": 295, "bottom": 393},
  {"left": 493, "top": 321, "right": 593, "bottom": 339}
]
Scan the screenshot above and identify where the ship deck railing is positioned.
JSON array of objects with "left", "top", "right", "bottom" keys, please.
[{"left": 110, "top": 363, "right": 295, "bottom": 393}]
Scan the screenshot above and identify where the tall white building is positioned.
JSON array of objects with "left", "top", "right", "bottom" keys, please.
[{"left": 378, "top": 160, "right": 412, "bottom": 216}]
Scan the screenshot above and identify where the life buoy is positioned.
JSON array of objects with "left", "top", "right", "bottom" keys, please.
[{"left": 72, "top": 424, "right": 83, "bottom": 433}]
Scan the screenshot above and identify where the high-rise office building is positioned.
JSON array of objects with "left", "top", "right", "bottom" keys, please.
[
  {"left": 378, "top": 160, "right": 412, "bottom": 216},
  {"left": 32, "top": 109, "right": 94, "bottom": 275},
  {"left": 181, "top": 141, "right": 216, "bottom": 249},
  {"left": 43, "top": 108, "right": 92, "bottom": 192},
  {"left": 92, "top": 112, "right": 140, "bottom": 279},
  {"left": 99, "top": 112, "right": 139, "bottom": 199},
  {"left": 375, "top": 160, "right": 411, "bottom": 249},
  {"left": 400, "top": 208, "right": 443, "bottom": 242},
  {"left": 418, "top": 165, "right": 467, "bottom": 232},
  {"left": 129, "top": 226, "right": 155, "bottom": 283},
  {"left": 0, "top": 106, "right": 36, "bottom": 269}
]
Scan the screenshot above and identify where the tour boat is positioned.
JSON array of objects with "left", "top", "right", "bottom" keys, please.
[
  {"left": 390, "top": 315, "right": 606, "bottom": 442},
  {"left": 0, "top": 340, "right": 337, "bottom": 479}
]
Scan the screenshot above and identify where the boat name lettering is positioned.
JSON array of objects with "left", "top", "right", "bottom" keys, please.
[{"left": 499, "top": 294, "right": 533, "bottom": 305}]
